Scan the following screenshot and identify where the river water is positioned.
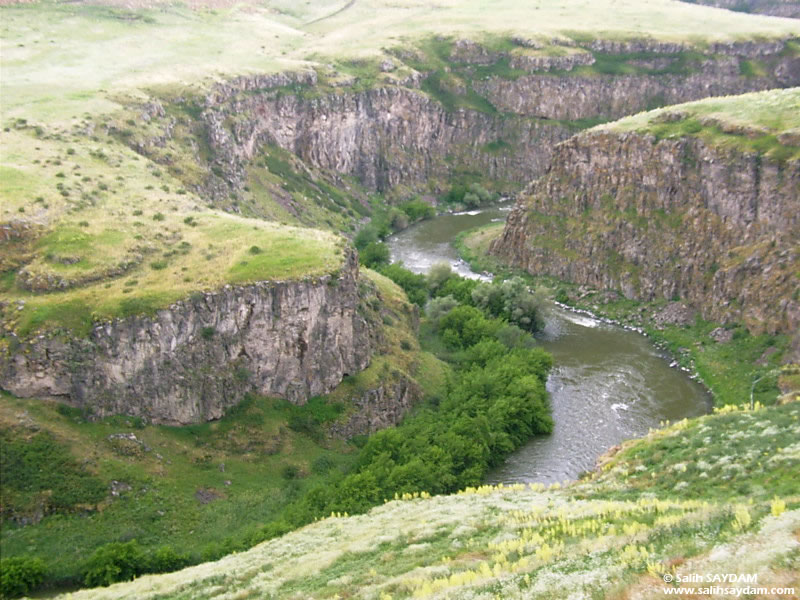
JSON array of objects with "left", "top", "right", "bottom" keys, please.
[{"left": 387, "top": 203, "right": 711, "bottom": 485}]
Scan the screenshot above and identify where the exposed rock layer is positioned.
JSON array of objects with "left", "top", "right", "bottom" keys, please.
[
  {"left": 0, "top": 251, "right": 379, "bottom": 425},
  {"left": 328, "top": 377, "right": 422, "bottom": 439},
  {"left": 197, "top": 39, "right": 800, "bottom": 198},
  {"left": 491, "top": 131, "right": 800, "bottom": 337}
]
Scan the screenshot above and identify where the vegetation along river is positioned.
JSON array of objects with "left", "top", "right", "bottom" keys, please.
[{"left": 387, "top": 203, "right": 712, "bottom": 485}]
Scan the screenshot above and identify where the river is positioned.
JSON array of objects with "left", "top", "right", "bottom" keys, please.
[{"left": 387, "top": 203, "right": 711, "bottom": 485}]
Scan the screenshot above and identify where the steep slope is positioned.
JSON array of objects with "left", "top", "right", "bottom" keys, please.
[
  {"left": 491, "top": 88, "right": 800, "bottom": 344},
  {"left": 48, "top": 401, "right": 800, "bottom": 600},
  {"left": 1, "top": 249, "right": 379, "bottom": 425}
]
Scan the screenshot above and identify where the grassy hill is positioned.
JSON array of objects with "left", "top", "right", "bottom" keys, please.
[
  {"left": 602, "top": 86, "right": 800, "bottom": 161},
  {"left": 48, "top": 401, "right": 800, "bottom": 600}
]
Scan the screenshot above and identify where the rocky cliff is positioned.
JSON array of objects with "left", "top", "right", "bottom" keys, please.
[
  {"left": 490, "top": 128, "right": 800, "bottom": 337},
  {"left": 0, "top": 251, "right": 380, "bottom": 425},
  {"left": 131, "top": 38, "right": 800, "bottom": 204}
]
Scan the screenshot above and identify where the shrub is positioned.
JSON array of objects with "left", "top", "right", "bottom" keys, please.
[
  {"left": 200, "top": 326, "right": 215, "bottom": 340},
  {"left": 377, "top": 263, "right": 428, "bottom": 307},
  {"left": 83, "top": 540, "right": 146, "bottom": 587},
  {"left": 354, "top": 225, "right": 379, "bottom": 250},
  {"left": 387, "top": 207, "right": 409, "bottom": 231},
  {"left": 399, "top": 198, "right": 435, "bottom": 222},
  {"left": 249, "top": 245, "right": 262, "bottom": 255},
  {"left": 426, "top": 295, "right": 459, "bottom": 328},
  {"left": 150, "top": 260, "right": 168, "bottom": 270},
  {"left": 359, "top": 242, "right": 390, "bottom": 268},
  {"left": 0, "top": 556, "right": 46, "bottom": 598},
  {"left": 426, "top": 262, "right": 454, "bottom": 294},
  {"left": 311, "top": 455, "right": 337, "bottom": 475},
  {"left": 147, "top": 546, "right": 190, "bottom": 574},
  {"left": 282, "top": 464, "right": 300, "bottom": 480},
  {"left": 152, "top": 212, "right": 165, "bottom": 221}
]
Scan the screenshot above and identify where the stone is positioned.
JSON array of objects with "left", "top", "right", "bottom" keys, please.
[
  {"left": 0, "top": 250, "right": 380, "bottom": 425},
  {"left": 709, "top": 327, "right": 734, "bottom": 343}
]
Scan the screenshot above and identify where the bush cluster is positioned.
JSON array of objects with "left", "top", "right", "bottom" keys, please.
[{"left": 262, "top": 269, "right": 552, "bottom": 527}]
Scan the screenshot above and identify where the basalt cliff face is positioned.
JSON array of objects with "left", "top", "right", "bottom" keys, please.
[
  {"left": 0, "top": 251, "right": 380, "bottom": 425},
  {"left": 134, "top": 38, "right": 800, "bottom": 203},
  {"left": 490, "top": 131, "right": 800, "bottom": 337}
]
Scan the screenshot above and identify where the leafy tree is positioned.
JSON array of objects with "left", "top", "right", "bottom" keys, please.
[
  {"left": 0, "top": 556, "right": 46, "bottom": 598},
  {"left": 378, "top": 263, "right": 428, "bottom": 307},
  {"left": 354, "top": 225, "right": 380, "bottom": 250},
  {"left": 83, "top": 540, "right": 146, "bottom": 587},
  {"left": 399, "top": 198, "right": 435, "bottom": 222},
  {"left": 426, "top": 262, "right": 455, "bottom": 294},
  {"left": 426, "top": 295, "right": 459, "bottom": 327},
  {"left": 359, "top": 242, "right": 390, "bottom": 268},
  {"left": 472, "top": 277, "right": 547, "bottom": 332}
]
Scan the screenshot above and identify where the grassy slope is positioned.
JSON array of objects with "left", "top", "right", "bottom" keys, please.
[
  {"left": 52, "top": 401, "right": 800, "bottom": 600},
  {"left": 0, "top": 391, "right": 360, "bottom": 585},
  {"left": 601, "top": 86, "right": 800, "bottom": 160},
  {"left": 0, "top": 271, "right": 451, "bottom": 586},
  {"left": 2, "top": 0, "right": 798, "bottom": 122}
]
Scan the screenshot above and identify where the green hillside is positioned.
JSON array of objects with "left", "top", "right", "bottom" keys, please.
[{"left": 49, "top": 401, "right": 800, "bottom": 600}]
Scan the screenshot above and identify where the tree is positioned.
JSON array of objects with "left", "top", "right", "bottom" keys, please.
[
  {"left": 359, "top": 242, "right": 390, "bottom": 268},
  {"left": 83, "top": 540, "right": 146, "bottom": 587},
  {"left": 0, "top": 556, "right": 46, "bottom": 598}
]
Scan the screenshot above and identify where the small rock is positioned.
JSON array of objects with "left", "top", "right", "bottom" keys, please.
[
  {"left": 709, "top": 327, "right": 734, "bottom": 344},
  {"left": 652, "top": 302, "right": 696, "bottom": 327},
  {"left": 195, "top": 488, "right": 223, "bottom": 504}
]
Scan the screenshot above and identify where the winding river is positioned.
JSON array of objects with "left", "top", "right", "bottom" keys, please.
[{"left": 387, "top": 203, "right": 711, "bottom": 485}]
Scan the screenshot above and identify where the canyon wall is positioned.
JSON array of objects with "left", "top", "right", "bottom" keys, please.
[
  {"left": 0, "top": 251, "right": 380, "bottom": 425},
  {"left": 491, "top": 130, "right": 800, "bottom": 336},
  {"left": 191, "top": 38, "right": 800, "bottom": 199}
]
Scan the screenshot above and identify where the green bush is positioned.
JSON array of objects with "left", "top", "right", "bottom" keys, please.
[
  {"left": 83, "top": 540, "right": 146, "bottom": 587},
  {"left": 472, "top": 277, "right": 547, "bottom": 332},
  {"left": 399, "top": 198, "right": 435, "bottom": 222},
  {"left": 0, "top": 556, "right": 46, "bottom": 598},
  {"left": 359, "top": 242, "right": 390, "bottom": 268},
  {"left": 147, "top": 546, "right": 190, "bottom": 574},
  {"left": 377, "top": 263, "right": 428, "bottom": 307}
]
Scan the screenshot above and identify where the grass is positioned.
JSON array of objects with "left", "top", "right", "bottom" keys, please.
[
  {"left": 0, "top": 391, "right": 360, "bottom": 588},
  {"left": 43, "top": 401, "right": 800, "bottom": 600},
  {"left": 2, "top": 1, "right": 798, "bottom": 125},
  {"left": 3, "top": 212, "right": 341, "bottom": 336},
  {"left": 601, "top": 87, "right": 800, "bottom": 160}
]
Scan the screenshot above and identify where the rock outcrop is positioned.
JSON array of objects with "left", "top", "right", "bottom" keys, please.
[
  {"left": 328, "top": 376, "right": 422, "bottom": 439},
  {"left": 201, "top": 85, "right": 570, "bottom": 197},
  {"left": 0, "top": 251, "right": 380, "bottom": 425},
  {"left": 185, "top": 38, "right": 800, "bottom": 200},
  {"left": 491, "top": 131, "right": 800, "bottom": 337}
]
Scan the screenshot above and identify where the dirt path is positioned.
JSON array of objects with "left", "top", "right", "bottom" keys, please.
[{"left": 305, "top": 0, "right": 356, "bottom": 25}]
